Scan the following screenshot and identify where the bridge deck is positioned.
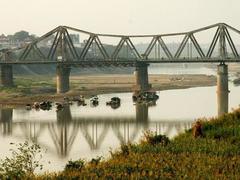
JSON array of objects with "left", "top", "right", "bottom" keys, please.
[{"left": 0, "top": 59, "right": 239, "bottom": 65}]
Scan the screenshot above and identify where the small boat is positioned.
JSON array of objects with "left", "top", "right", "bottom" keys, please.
[
  {"left": 106, "top": 97, "right": 121, "bottom": 109},
  {"left": 25, "top": 104, "right": 31, "bottom": 110},
  {"left": 90, "top": 96, "right": 99, "bottom": 106},
  {"left": 55, "top": 102, "right": 64, "bottom": 111},
  {"left": 106, "top": 97, "right": 121, "bottom": 105},
  {"left": 32, "top": 102, "right": 40, "bottom": 109}
]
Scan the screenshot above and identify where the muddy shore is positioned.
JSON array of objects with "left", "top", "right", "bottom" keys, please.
[{"left": 0, "top": 74, "right": 216, "bottom": 107}]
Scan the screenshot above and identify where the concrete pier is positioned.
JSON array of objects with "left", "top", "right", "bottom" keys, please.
[
  {"left": 56, "top": 65, "right": 71, "bottom": 93},
  {"left": 133, "top": 63, "right": 151, "bottom": 92},
  {"left": 217, "top": 64, "right": 229, "bottom": 116},
  {"left": 1, "top": 65, "right": 14, "bottom": 87}
]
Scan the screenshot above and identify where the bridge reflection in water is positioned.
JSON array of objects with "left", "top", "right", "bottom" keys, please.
[{"left": 0, "top": 104, "right": 192, "bottom": 158}]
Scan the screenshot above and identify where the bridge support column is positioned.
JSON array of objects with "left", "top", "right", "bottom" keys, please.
[
  {"left": 217, "top": 63, "right": 229, "bottom": 116},
  {"left": 56, "top": 65, "right": 71, "bottom": 93},
  {"left": 1, "top": 65, "right": 14, "bottom": 87},
  {"left": 133, "top": 63, "right": 151, "bottom": 92}
]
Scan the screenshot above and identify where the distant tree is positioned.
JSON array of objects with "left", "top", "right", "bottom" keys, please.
[
  {"left": 29, "top": 34, "right": 37, "bottom": 41},
  {"left": 13, "top": 31, "right": 29, "bottom": 41},
  {"left": 7, "top": 35, "right": 13, "bottom": 40}
]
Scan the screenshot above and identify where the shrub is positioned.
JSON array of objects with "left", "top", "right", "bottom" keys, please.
[
  {"left": 120, "top": 144, "right": 130, "bottom": 156},
  {"left": 90, "top": 156, "right": 102, "bottom": 166},
  {"left": 0, "top": 141, "right": 44, "bottom": 179},
  {"left": 64, "top": 159, "right": 85, "bottom": 171},
  {"left": 142, "top": 131, "right": 170, "bottom": 146}
]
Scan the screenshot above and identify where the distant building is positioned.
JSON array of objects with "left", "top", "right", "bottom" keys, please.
[
  {"left": 0, "top": 34, "right": 9, "bottom": 45},
  {"left": 0, "top": 34, "right": 24, "bottom": 49}
]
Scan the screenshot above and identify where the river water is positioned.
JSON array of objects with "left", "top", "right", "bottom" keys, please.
[{"left": 0, "top": 65, "right": 239, "bottom": 172}]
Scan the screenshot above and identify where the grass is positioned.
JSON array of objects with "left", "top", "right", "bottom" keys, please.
[
  {"left": 0, "top": 76, "right": 56, "bottom": 99},
  {"left": 24, "top": 107, "right": 240, "bottom": 179}
]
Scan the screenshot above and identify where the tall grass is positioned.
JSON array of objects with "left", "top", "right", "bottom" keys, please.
[{"left": 3, "top": 108, "right": 240, "bottom": 179}]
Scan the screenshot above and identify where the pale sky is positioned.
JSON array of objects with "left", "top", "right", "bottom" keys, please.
[{"left": 0, "top": 0, "right": 239, "bottom": 37}]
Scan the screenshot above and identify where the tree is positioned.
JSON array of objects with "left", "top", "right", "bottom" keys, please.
[
  {"left": 13, "top": 31, "right": 29, "bottom": 41},
  {"left": 0, "top": 141, "right": 44, "bottom": 179}
]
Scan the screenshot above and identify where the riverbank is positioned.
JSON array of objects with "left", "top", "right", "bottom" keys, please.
[
  {"left": 0, "top": 74, "right": 216, "bottom": 106},
  {"left": 5, "top": 106, "right": 238, "bottom": 179}
]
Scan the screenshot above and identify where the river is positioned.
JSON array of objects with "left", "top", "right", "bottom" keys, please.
[{"left": 0, "top": 65, "right": 239, "bottom": 172}]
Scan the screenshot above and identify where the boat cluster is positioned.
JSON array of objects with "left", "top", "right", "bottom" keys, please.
[
  {"left": 25, "top": 91, "right": 159, "bottom": 111},
  {"left": 26, "top": 101, "right": 53, "bottom": 111},
  {"left": 26, "top": 95, "right": 122, "bottom": 111},
  {"left": 132, "top": 91, "right": 159, "bottom": 105}
]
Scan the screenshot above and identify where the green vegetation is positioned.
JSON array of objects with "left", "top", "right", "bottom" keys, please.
[
  {"left": 0, "top": 76, "right": 56, "bottom": 99},
  {"left": 40, "top": 108, "right": 240, "bottom": 179},
  {"left": 2, "top": 108, "right": 240, "bottom": 179},
  {"left": 6, "top": 30, "right": 37, "bottom": 43},
  {"left": 0, "top": 141, "right": 44, "bottom": 179}
]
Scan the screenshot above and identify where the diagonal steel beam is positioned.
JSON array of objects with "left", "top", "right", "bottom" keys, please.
[
  {"left": 219, "top": 26, "right": 227, "bottom": 59},
  {"left": 189, "top": 23, "right": 222, "bottom": 34},
  {"left": 144, "top": 37, "right": 157, "bottom": 59},
  {"left": 224, "top": 23, "right": 240, "bottom": 36},
  {"left": 125, "top": 38, "right": 142, "bottom": 59},
  {"left": 62, "top": 31, "right": 78, "bottom": 60},
  {"left": 174, "top": 35, "right": 189, "bottom": 58},
  {"left": 33, "top": 45, "right": 46, "bottom": 59},
  {"left": 94, "top": 36, "right": 109, "bottom": 59},
  {"left": 224, "top": 27, "right": 239, "bottom": 57},
  {"left": 51, "top": 31, "right": 63, "bottom": 60},
  {"left": 23, "top": 26, "right": 60, "bottom": 53},
  {"left": 112, "top": 38, "right": 126, "bottom": 59},
  {"left": 48, "top": 28, "right": 63, "bottom": 60},
  {"left": 64, "top": 29, "right": 80, "bottom": 59},
  {"left": 189, "top": 34, "right": 205, "bottom": 58},
  {"left": 207, "top": 27, "right": 220, "bottom": 58},
  {"left": 20, "top": 44, "right": 32, "bottom": 60},
  {"left": 47, "top": 31, "right": 60, "bottom": 59},
  {"left": 62, "top": 32, "right": 74, "bottom": 60},
  {"left": 158, "top": 37, "right": 173, "bottom": 59},
  {"left": 79, "top": 36, "right": 92, "bottom": 59},
  {"left": 80, "top": 35, "right": 95, "bottom": 60}
]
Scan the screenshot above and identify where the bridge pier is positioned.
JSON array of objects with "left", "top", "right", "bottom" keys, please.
[
  {"left": 217, "top": 63, "right": 229, "bottom": 116},
  {"left": 56, "top": 65, "right": 71, "bottom": 93},
  {"left": 133, "top": 62, "right": 151, "bottom": 92},
  {"left": 1, "top": 65, "right": 14, "bottom": 87}
]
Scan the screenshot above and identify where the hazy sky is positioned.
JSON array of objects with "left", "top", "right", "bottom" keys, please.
[{"left": 1, "top": 0, "right": 239, "bottom": 36}]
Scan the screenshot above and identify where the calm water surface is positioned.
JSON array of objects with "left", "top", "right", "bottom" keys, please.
[{"left": 0, "top": 66, "right": 239, "bottom": 172}]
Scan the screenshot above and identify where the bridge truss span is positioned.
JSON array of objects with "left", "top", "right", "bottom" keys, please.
[{"left": 1, "top": 23, "right": 240, "bottom": 64}]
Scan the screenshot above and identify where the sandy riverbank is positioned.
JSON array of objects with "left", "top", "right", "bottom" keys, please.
[{"left": 0, "top": 74, "right": 216, "bottom": 106}]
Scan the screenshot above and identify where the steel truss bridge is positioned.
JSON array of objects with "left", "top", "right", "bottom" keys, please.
[{"left": 1, "top": 23, "right": 240, "bottom": 65}]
